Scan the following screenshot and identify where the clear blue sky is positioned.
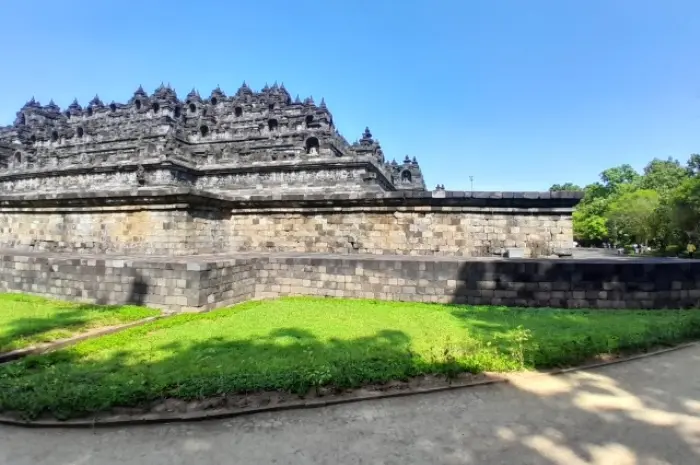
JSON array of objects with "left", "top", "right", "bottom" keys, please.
[{"left": 2, "top": 0, "right": 698, "bottom": 191}]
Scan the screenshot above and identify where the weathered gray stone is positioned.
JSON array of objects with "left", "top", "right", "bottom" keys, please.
[
  {"left": 0, "top": 84, "right": 586, "bottom": 259},
  {"left": 0, "top": 251, "right": 698, "bottom": 312},
  {"left": 0, "top": 85, "right": 426, "bottom": 195}
]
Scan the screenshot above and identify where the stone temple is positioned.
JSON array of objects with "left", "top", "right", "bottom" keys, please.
[
  {"left": 0, "top": 83, "right": 425, "bottom": 194},
  {"left": 5, "top": 83, "right": 661, "bottom": 313}
]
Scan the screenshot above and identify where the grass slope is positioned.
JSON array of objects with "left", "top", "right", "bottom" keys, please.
[
  {"left": 0, "top": 293, "right": 159, "bottom": 353},
  {"left": 1, "top": 297, "right": 699, "bottom": 419}
]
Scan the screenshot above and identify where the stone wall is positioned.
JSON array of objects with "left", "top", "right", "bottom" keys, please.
[
  {"left": 0, "top": 188, "right": 580, "bottom": 258},
  {"left": 0, "top": 207, "right": 573, "bottom": 258},
  {"left": 0, "top": 253, "right": 200, "bottom": 310},
  {"left": 0, "top": 205, "right": 229, "bottom": 256},
  {"left": 195, "top": 258, "right": 258, "bottom": 309},
  {"left": 229, "top": 207, "right": 572, "bottom": 257},
  {"left": 0, "top": 253, "right": 256, "bottom": 312},
  {"left": 0, "top": 160, "right": 391, "bottom": 195},
  {"left": 195, "top": 164, "right": 388, "bottom": 194},
  {"left": 255, "top": 256, "right": 700, "bottom": 309},
  {"left": 1, "top": 251, "right": 698, "bottom": 312}
]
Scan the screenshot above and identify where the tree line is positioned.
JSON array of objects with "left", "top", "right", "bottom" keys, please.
[{"left": 551, "top": 154, "right": 700, "bottom": 256}]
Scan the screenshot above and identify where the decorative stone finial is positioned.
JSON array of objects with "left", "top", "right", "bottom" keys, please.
[
  {"left": 23, "top": 97, "right": 41, "bottom": 109},
  {"left": 304, "top": 96, "right": 315, "bottom": 105},
  {"left": 186, "top": 88, "right": 201, "bottom": 102},
  {"left": 294, "top": 94, "right": 302, "bottom": 104},
  {"left": 236, "top": 81, "right": 252, "bottom": 96},
  {"left": 134, "top": 85, "right": 147, "bottom": 97},
  {"left": 89, "top": 95, "right": 104, "bottom": 107},
  {"left": 359, "top": 127, "right": 374, "bottom": 146},
  {"left": 153, "top": 81, "right": 168, "bottom": 98},
  {"left": 46, "top": 99, "right": 61, "bottom": 112},
  {"left": 319, "top": 97, "right": 327, "bottom": 109},
  {"left": 69, "top": 98, "right": 82, "bottom": 110},
  {"left": 403, "top": 155, "right": 411, "bottom": 164},
  {"left": 153, "top": 84, "right": 178, "bottom": 102},
  {"left": 412, "top": 156, "right": 418, "bottom": 165},
  {"left": 210, "top": 85, "right": 225, "bottom": 100}
]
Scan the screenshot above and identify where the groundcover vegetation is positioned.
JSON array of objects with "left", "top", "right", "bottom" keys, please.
[
  {"left": 1, "top": 297, "right": 699, "bottom": 420},
  {"left": 0, "top": 293, "right": 159, "bottom": 353}
]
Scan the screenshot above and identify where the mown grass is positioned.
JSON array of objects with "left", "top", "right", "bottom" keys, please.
[
  {"left": 1, "top": 297, "right": 699, "bottom": 420},
  {"left": 0, "top": 293, "right": 159, "bottom": 353}
]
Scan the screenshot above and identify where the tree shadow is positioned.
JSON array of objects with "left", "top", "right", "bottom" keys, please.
[
  {"left": 0, "top": 308, "right": 92, "bottom": 352},
  {"left": 0, "top": 321, "right": 437, "bottom": 420},
  {"left": 1, "top": 327, "right": 699, "bottom": 464},
  {"left": 332, "top": 348, "right": 700, "bottom": 464},
  {"left": 468, "top": 348, "right": 700, "bottom": 464},
  {"left": 0, "top": 300, "right": 698, "bottom": 464},
  {"left": 0, "top": 273, "right": 151, "bottom": 353},
  {"left": 449, "top": 258, "right": 700, "bottom": 309}
]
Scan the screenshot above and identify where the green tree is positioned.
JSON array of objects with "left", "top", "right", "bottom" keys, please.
[
  {"left": 668, "top": 176, "right": 700, "bottom": 245},
  {"left": 600, "top": 164, "right": 640, "bottom": 191},
  {"left": 581, "top": 182, "right": 609, "bottom": 202},
  {"left": 639, "top": 157, "right": 688, "bottom": 194},
  {"left": 549, "top": 182, "right": 582, "bottom": 192},
  {"left": 573, "top": 209, "right": 608, "bottom": 244},
  {"left": 605, "top": 189, "right": 660, "bottom": 245},
  {"left": 558, "top": 156, "right": 699, "bottom": 250},
  {"left": 686, "top": 153, "right": 700, "bottom": 176},
  {"left": 572, "top": 191, "right": 611, "bottom": 244}
]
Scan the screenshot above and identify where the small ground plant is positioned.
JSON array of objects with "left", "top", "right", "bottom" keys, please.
[
  {"left": 1, "top": 297, "right": 699, "bottom": 420},
  {"left": 0, "top": 293, "right": 159, "bottom": 353}
]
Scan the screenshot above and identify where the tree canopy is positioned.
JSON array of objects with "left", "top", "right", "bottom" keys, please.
[{"left": 551, "top": 153, "right": 699, "bottom": 253}]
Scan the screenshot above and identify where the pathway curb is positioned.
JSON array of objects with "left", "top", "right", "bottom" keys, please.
[{"left": 1, "top": 341, "right": 696, "bottom": 429}]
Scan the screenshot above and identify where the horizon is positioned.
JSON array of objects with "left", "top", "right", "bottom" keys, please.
[{"left": 1, "top": 0, "right": 698, "bottom": 191}]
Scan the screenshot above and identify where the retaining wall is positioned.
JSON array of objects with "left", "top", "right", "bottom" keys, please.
[
  {"left": 0, "top": 188, "right": 579, "bottom": 258},
  {"left": 1, "top": 251, "right": 698, "bottom": 312}
]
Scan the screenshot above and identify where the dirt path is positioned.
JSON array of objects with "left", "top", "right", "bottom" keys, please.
[{"left": 1, "top": 345, "right": 699, "bottom": 465}]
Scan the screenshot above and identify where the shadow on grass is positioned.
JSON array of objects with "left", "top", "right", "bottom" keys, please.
[
  {"left": 3, "top": 297, "right": 700, "bottom": 422},
  {"left": 0, "top": 321, "right": 446, "bottom": 420},
  {"left": 0, "top": 273, "right": 152, "bottom": 353},
  {"left": 1, "top": 338, "right": 699, "bottom": 465},
  {"left": 3, "top": 319, "right": 700, "bottom": 465},
  {"left": 1, "top": 295, "right": 700, "bottom": 464}
]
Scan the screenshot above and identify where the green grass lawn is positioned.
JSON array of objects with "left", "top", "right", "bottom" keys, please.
[
  {"left": 1, "top": 297, "right": 699, "bottom": 420},
  {"left": 0, "top": 293, "right": 160, "bottom": 353}
]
